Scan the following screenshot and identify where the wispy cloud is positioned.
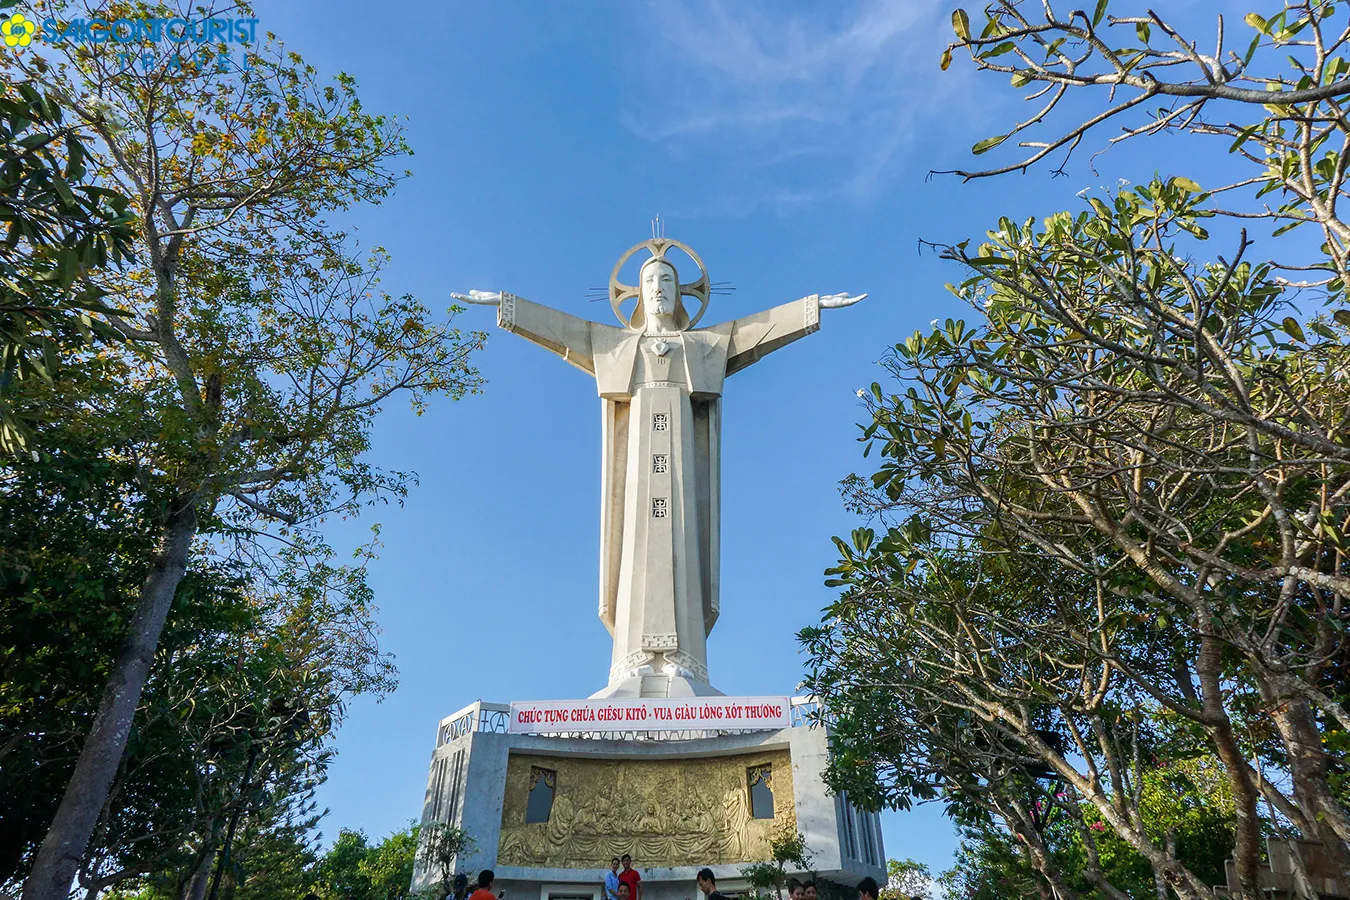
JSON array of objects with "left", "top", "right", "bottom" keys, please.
[{"left": 620, "top": 0, "right": 959, "bottom": 215}]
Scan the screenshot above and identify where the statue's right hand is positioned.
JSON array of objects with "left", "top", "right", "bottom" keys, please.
[{"left": 451, "top": 289, "right": 503, "bottom": 306}]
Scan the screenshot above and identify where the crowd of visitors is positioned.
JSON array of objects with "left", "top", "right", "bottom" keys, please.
[{"left": 451, "top": 859, "right": 880, "bottom": 900}]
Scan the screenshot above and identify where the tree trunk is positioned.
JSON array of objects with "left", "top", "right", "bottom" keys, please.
[
  {"left": 1197, "top": 632, "right": 1263, "bottom": 900},
  {"left": 1263, "top": 678, "right": 1350, "bottom": 886},
  {"left": 22, "top": 505, "right": 199, "bottom": 900},
  {"left": 182, "top": 849, "right": 214, "bottom": 900},
  {"left": 1152, "top": 830, "right": 1177, "bottom": 900},
  {"left": 207, "top": 744, "right": 258, "bottom": 900}
]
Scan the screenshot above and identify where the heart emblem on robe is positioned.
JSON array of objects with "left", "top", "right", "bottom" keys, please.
[{"left": 652, "top": 340, "right": 670, "bottom": 357}]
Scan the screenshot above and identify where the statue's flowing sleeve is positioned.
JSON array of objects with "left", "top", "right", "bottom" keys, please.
[
  {"left": 498, "top": 293, "right": 596, "bottom": 375},
  {"left": 724, "top": 294, "right": 821, "bottom": 375}
]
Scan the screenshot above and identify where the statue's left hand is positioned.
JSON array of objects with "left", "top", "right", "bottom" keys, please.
[{"left": 820, "top": 292, "right": 867, "bottom": 309}]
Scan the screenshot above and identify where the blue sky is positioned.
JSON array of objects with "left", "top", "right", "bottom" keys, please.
[{"left": 252, "top": 0, "right": 1242, "bottom": 883}]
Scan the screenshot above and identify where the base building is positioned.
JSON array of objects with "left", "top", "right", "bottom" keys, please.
[{"left": 412, "top": 700, "right": 885, "bottom": 900}]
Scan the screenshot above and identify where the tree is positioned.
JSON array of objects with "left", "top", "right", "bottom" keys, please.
[
  {"left": 880, "top": 859, "right": 932, "bottom": 900},
  {"left": 939, "top": 0, "right": 1350, "bottom": 287},
  {"left": 313, "top": 825, "right": 423, "bottom": 900},
  {"left": 358, "top": 826, "right": 423, "bottom": 900},
  {"left": 415, "top": 823, "right": 474, "bottom": 899},
  {"left": 814, "top": 182, "right": 1348, "bottom": 899},
  {"left": 938, "top": 826, "right": 1043, "bottom": 900},
  {"left": 6, "top": 4, "right": 485, "bottom": 897},
  {"left": 809, "top": 2, "right": 1350, "bottom": 898},
  {"left": 804, "top": 538, "right": 1239, "bottom": 900},
  {"left": 0, "top": 79, "right": 135, "bottom": 451},
  {"left": 741, "top": 823, "right": 813, "bottom": 900},
  {"left": 0, "top": 373, "right": 395, "bottom": 898}
]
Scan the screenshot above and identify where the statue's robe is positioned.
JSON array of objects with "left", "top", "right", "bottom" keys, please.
[{"left": 496, "top": 293, "right": 821, "bottom": 694}]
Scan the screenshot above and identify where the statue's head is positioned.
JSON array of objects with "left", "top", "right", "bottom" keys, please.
[
  {"left": 631, "top": 255, "right": 690, "bottom": 332},
  {"left": 609, "top": 238, "right": 709, "bottom": 333}
]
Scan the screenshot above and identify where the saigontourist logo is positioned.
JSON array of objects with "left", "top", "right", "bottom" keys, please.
[
  {"left": 2, "top": 9, "right": 258, "bottom": 70},
  {"left": 2, "top": 12, "right": 37, "bottom": 50}
]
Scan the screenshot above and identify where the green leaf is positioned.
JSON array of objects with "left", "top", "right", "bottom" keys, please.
[
  {"left": 1172, "top": 176, "right": 1201, "bottom": 192},
  {"left": 1245, "top": 12, "right": 1269, "bottom": 32},
  {"left": 1332, "top": 309, "right": 1350, "bottom": 327},
  {"left": 1282, "top": 316, "right": 1306, "bottom": 342},
  {"left": 1010, "top": 71, "right": 1032, "bottom": 87},
  {"left": 1272, "top": 218, "right": 1307, "bottom": 236},
  {"left": 50, "top": 177, "right": 76, "bottom": 206},
  {"left": 940, "top": 47, "right": 953, "bottom": 70},
  {"left": 1243, "top": 33, "right": 1261, "bottom": 65},
  {"left": 972, "top": 133, "right": 1010, "bottom": 155},
  {"left": 1136, "top": 22, "right": 1151, "bottom": 42},
  {"left": 952, "top": 9, "right": 971, "bottom": 40},
  {"left": 1229, "top": 122, "right": 1262, "bottom": 152},
  {"left": 1092, "top": 0, "right": 1109, "bottom": 26}
]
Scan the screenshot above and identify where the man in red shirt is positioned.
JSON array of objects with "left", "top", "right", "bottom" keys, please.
[
  {"left": 468, "top": 870, "right": 497, "bottom": 900},
  {"left": 618, "top": 855, "right": 641, "bottom": 900}
]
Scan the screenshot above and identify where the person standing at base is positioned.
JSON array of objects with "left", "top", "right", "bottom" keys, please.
[
  {"left": 469, "top": 871, "right": 497, "bottom": 900},
  {"left": 787, "top": 878, "right": 804, "bottom": 900},
  {"left": 618, "top": 883, "right": 631, "bottom": 900},
  {"left": 857, "top": 877, "right": 879, "bottom": 900},
  {"left": 619, "top": 854, "right": 641, "bottom": 900},
  {"left": 605, "top": 858, "right": 622, "bottom": 900},
  {"left": 696, "top": 868, "right": 727, "bottom": 900},
  {"left": 804, "top": 881, "right": 818, "bottom": 900}
]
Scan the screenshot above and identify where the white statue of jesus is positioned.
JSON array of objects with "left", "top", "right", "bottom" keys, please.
[{"left": 455, "top": 238, "right": 863, "bottom": 698}]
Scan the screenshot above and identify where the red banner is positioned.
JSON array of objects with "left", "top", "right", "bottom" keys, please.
[{"left": 507, "top": 697, "right": 791, "bottom": 734}]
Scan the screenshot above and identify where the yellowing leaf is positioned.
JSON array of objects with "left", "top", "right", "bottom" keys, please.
[{"left": 953, "top": 9, "right": 971, "bottom": 40}]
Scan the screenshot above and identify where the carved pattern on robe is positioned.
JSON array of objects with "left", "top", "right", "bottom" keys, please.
[{"left": 498, "top": 293, "right": 517, "bottom": 331}]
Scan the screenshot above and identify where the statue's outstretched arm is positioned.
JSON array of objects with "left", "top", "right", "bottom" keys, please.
[
  {"left": 453, "top": 290, "right": 597, "bottom": 375},
  {"left": 725, "top": 292, "right": 866, "bottom": 375}
]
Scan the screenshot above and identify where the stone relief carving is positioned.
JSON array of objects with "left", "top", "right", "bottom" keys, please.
[
  {"left": 497, "top": 293, "right": 517, "bottom": 332},
  {"left": 664, "top": 649, "right": 709, "bottom": 682},
  {"left": 497, "top": 750, "right": 794, "bottom": 868},
  {"left": 804, "top": 293, "right": 820, "bottom": 332},
  {"left": 609, "top": 649, "right": 652, "bottom": 682}
]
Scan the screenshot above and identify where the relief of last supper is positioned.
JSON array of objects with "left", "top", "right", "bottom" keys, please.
[{"left": 497, "top": 750, "right": 796, "bottom": 869}]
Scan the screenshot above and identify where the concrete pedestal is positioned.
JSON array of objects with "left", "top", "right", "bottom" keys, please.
[{"left": 412, "top": 699, "right": 885, "bottom": 900}]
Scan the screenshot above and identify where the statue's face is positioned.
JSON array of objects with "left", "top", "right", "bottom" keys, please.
[{"left": 640, "top": 259, "right": 678, "bottom": 321}]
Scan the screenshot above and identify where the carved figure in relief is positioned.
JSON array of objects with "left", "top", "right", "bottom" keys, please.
[
  {"left": 719, "top": 785, "right": 750, "bottom": 859},
  {"left": 455, "top": 238, "right": 865, "bottom": 698}
]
